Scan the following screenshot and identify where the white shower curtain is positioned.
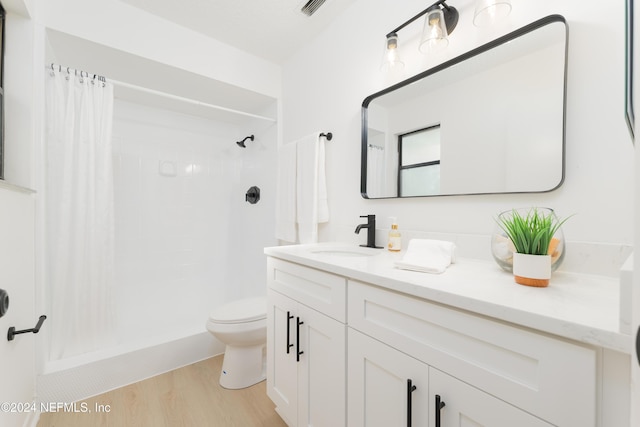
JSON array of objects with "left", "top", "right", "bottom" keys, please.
[
  {"left": 366, "top": 145, "right": 386, "bottom": 198},
  {"left": 45, "top": 68, "right": 116, "bottom": 360}
]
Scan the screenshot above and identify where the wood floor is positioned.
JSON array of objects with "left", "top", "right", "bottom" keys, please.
[{"left": 37, "top": 355, "right": 288, "bottom": 427}]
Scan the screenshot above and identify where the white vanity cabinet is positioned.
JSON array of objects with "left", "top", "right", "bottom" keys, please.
[
  {"left": 348, "top": 280, "right": 596, "bottom": 427},
  {"left": 265, "top": 245, "right": 627, "bottom": 427},
  {"left": 266, "top": 258, "right": 346, "bottom": 427},
  {"left": 349, "top": 327, "right": 554, "bottom": 427}
]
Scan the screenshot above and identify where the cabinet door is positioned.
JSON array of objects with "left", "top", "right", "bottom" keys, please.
[
  {"left": 267, "top": 289, "right": 298, "bottom": 426},
  {"left": 297, "top": 303, "right": 346, "bottom": 427},
  {"left": 0, "top": 188, "right": 36, "bottom": 427},
  {"left": 428, "top": 368, "right": 553, "bottom": 427},
  {"left": 348, "top": 329, "right": 429, "bottom": 427}
]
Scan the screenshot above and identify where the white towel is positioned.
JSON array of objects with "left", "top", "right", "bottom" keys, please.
[
  {"left": 275, "top": 142, "right": 297, "bottom": 243},
  {"left": 395, "top": 239, "right": 457, "bottom": 274},
  {"left": 296, "top": 133, "right": 329, "bottom": 243},
  {"left": 317, "top": 139, "right": 329, "bottom": 223}
]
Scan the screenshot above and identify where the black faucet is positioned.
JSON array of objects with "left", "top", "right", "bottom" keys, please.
[{"left": 355, "top": 215, "right": 383, "bottom": 248}]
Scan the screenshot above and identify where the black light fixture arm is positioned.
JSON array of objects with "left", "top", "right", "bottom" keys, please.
[{"left": 386, "top": 0, "right": 448, "bottom": 38}]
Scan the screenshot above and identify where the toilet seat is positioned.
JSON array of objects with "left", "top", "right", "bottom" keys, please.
[{"left": 208, "top": 296, "right": 266, "bottom": 324}]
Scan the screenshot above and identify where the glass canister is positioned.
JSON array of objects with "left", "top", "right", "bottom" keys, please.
[{"left": 491, "top": 207, "right": 566, "bottom": 273}]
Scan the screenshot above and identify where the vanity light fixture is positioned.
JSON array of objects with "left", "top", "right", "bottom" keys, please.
[
  {"left": 381, "top": 33, "right": 404, "bottom": 71},
  {"left": 419, "top": 7, "right": 453, "bottom": 53},
  {"left": 381, "top": 0, "right": 459, "bottom": 70},
  {"left": 473, "top": 0, "right": 512, "bottom": 27}
]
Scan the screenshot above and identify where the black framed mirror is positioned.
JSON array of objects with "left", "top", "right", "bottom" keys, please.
[{"left": 361, "top": 15, "right": 568, "bottom": 199}]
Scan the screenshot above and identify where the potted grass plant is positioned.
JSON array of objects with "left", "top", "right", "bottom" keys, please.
[{"left": 496, "top": 208, "right": 570, "bottom": 287}]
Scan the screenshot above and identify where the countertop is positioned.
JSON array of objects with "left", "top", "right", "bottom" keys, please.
[{"left": 264, "top": 242, "right": 630, "bottom": 354}]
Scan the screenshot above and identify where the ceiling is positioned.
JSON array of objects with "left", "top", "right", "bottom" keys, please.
[{"left": 119, "top": 0, "right": 357, "bottom": 64}]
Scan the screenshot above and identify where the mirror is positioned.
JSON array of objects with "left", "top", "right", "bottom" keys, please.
[{"left": 362, "top": 15, "right": 567, "bottom": 198}]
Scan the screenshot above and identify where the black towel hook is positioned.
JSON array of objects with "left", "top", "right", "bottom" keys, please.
[{"left": 320, "top": 132, "right": 333, "bottom": 141}]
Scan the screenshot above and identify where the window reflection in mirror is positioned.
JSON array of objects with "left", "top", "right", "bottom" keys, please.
[{"left": 399, "top": 126, "right": 441, "bottom": 197}]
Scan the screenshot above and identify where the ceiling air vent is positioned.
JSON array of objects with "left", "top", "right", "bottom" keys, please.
[{"left": 299, "top": 0, "right": 327, "bottom": 16}]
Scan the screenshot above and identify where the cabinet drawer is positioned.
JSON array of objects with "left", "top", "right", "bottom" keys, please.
[
  {"left": 267, "top": 257, "right": 346, "bottom": 322},
  {"left": 348, "top": 280, "right": 596, "bottom": 427}
]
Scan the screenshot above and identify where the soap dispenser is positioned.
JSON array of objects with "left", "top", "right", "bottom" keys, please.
[{"left": 388, "top": 217, "right": 401, "bottom": 252}]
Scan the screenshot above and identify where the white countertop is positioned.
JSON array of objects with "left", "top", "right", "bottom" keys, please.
[{"left": 264, "top": 242, "right": 630, "bottom": 354}]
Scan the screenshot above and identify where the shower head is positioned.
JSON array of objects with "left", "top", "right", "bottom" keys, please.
[{"left": 236, "top": 135, "right": 254, "bottom": 148}]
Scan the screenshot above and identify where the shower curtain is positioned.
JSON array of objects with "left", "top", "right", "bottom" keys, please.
[
  {"left": 44, "top": 68, "right": 116, "bottom": 360},
  {"left": 366, "top": 144, "right": 386, "bottom": 198}
]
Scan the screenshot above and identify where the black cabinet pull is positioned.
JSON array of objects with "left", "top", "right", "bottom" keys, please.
[
  {"left": 435, "top": 394, "right": 446, "bottom": 427},
  {"left": 286, "top": 311, "right": 294, "bottom": 354},
  {"left": 407, "top": 379, "right": 417, "bottom": 427},
  {"left": 296, "top": 317, "right": 304, "bottom": 362},
  {"left": 636, "top": 325, "right": 640, "bottom": 366}
]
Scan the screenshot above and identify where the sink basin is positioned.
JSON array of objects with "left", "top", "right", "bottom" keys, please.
[{"left": 310, "top": 246, "right": 381, "bottom": 257}]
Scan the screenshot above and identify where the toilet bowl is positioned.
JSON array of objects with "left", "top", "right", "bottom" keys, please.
[{"left": 206, "top": 296, "right": 267, "bottom": 389}]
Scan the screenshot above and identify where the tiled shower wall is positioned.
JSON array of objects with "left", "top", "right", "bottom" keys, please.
[{"left": 111, "top": 99, "right": 276, "bottom": 346}]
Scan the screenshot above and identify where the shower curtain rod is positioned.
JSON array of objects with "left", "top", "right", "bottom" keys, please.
[{"left": 46, "top": 64, "right": 276, "bottom": 123}]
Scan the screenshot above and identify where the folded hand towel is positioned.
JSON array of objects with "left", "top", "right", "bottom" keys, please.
[
  {"left": 275, "top": 142, "right": 297, "bottom": 243},
  {"left": 395, "top": 239, "right": 457, "bottom": 274}
]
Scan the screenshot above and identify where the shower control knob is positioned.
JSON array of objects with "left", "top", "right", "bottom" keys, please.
[
  {"left": 246, "top": 186, "right": 260, "bottom": 204},
  {"left": 0, "top": 288, "right": 8, "bottom": 318}
]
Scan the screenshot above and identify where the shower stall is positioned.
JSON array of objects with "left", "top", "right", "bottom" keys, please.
[{"left": 38, "top": 33, "right": 278, "bottom": 402}]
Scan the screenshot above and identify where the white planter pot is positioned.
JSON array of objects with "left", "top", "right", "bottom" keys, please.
[{"left": 512, "top": 253, "right": 552, "bottom": 287}]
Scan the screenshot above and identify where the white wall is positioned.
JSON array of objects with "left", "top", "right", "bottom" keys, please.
[
  {"left": 112, "top": 100, "right": 235, "bottom": 343},
  {"left": 282, "top": 0, "right": 634, "bottom": 248},
  {"left": 3, "top": 5, "right": 37, "bottom": 188},
  {"left": 225, "top": 115, "right": 279, "bottom": 300},
  {"left": 102, "top": 97, "right": 277, "bottom": 344},
  {"left": 38, "top": 0, "right": 281, "bottom": 99}
]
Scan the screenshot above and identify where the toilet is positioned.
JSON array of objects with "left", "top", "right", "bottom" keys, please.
[{"left": 206, "top": 296, "right": 267, "bottom": 389}]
